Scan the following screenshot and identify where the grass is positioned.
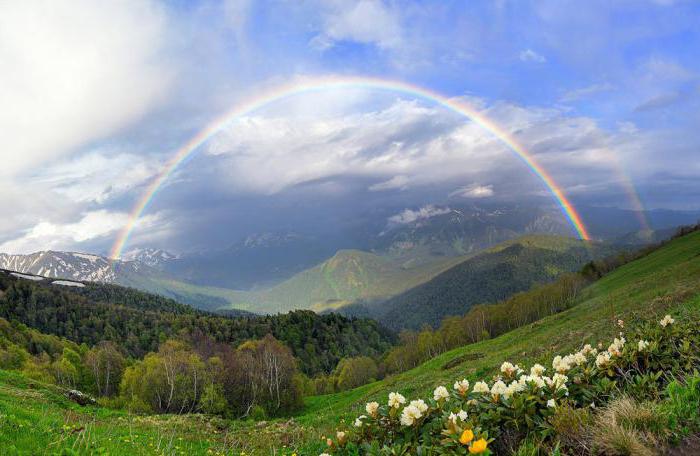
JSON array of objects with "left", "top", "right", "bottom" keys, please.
[
  {"left": 291, "top": 230, "right": 700, "bottom": 450},
  {"left": 1, "top": 231, "right": 699, "bottom": 454},
  {"left": 0, "top": 368, "right": 310, "bottom": 455}
]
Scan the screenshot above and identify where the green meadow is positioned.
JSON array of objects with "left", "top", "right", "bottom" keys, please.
[{"left": 2, "top": 230, "right": 700, "bottom": 454}]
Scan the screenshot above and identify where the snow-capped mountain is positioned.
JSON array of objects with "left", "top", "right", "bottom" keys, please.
[
  {"left": 121, "top": 248, "right": 177, "bottom": 268},
  {"left": 0, "top": 251, "right": 143, "bottom": 283}
]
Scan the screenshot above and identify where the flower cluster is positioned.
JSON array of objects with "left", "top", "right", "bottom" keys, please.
[
  {"left": 324, "top": 313, "right": 694, "bottom": 456},
  {"left": 660, "top": 314, "right": 675, "bottom": 327}
]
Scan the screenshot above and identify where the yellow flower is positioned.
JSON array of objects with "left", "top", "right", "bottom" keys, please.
[
  {"left": 469, "top": 438, "right": 488, "bottom": 454},
  {"left": 459, "top": 429, "right": 474, "bottom": 445}
]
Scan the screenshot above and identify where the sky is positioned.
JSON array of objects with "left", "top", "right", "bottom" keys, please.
[{"left": 1, "top": 0, "right": 699, "bottom": 255}]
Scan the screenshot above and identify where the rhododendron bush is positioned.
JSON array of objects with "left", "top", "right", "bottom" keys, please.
[{"left": 321, "top": 315, "right": 700, "bottom": 455}]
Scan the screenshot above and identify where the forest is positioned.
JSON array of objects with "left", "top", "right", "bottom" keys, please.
[
  {"left": 0, "top": 227, "right": 695, "bottom": 420},
  {"left": 0, "top": 272, "right": 395, "bottom": 376}
]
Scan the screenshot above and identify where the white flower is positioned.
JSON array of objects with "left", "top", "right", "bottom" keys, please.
[
  {"left": 388, "top": 392, "right": 406, "bottom": 409},
  {"left": 501, "top": 361, "right": 519, "bottom": 376},
  {"left": 596, "top": 351, "right": 611, "bottom": 368},
  {"left": 552, "top": 373, "right": 569, "bottom": 390},
  {"left": 638, "top": 340, "right": 650, "bottom": 352},
  {"left": 433, "top": 386, "right": 450, "bottom": 401},
  {"left": 448, "top": 409, "right": 468, "bottom": 424},
  {"left": 552, "top": 355, "right": 572, "bottom": 373},
  {"left": 530, "top": 364, "right": 546, "bottom": 376},
  {"left": 660, "top": 315, "right": 675, "bottom": 327},
  {"left": 617, "top": 319, "right": 625, "bottom": 329},
  {"left": 410, "top": 399, "right": 428, "bottom": 413},
  {"left": 320, "top": 453, "right": 331, "bottom": 456},
  {"left": 365, "top": 401, "right": 379, "bottom": 416},
  {"left": 354, "top": 415, "right": 366, "bottom": 427},
  {"left": 608, "top": 337, "right": 626, "bottom": 356},
  {"left": 400, "top": 405, "right": 422, "bottom": 426},
  {"left": 336, "top": 431, "right": 345, "bottom": 440},
  {"left": 547, "top": 399, "right": 556, "bottom": 408},
  {"left": 504, "top": 381, "right": 524, "bottom": 399},
  {"left": 453, "top": 379, "right": 470, "bottom": 395},
  {"left": 519, "top": 374, "right": 546, "bottom": 389},
  {"left": 581, "top": 344, "right": 593, "bottom": 355},
  {"left": 473, "top": 381, "right": 490, "bottom": 394},
  {"left": 490, "top": 380, "right": 508, "bottom": 398},
  {"left": 573, "top": 352, "right": 587, "bottom": 366}
]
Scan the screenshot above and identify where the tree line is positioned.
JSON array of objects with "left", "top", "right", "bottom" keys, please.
[
  {"left": 371, "top": 224, "right": 700, "bottom": 378},
  {"left": 0, "top": 273, "right": 395, "bottom": 377},
  {"left": 0, "top": 316, "right": 302, "bottom": 418}
]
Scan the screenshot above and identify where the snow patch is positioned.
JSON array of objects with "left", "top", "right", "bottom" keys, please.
[
  {"left": 52, "top": 280, "right": 86, "bottom": 288},
  {"left": 72, "top": 253, "right": 102, "bottom": 262},
  {"left": 11, "top": 272, "right": 44, "bottom": 281}
]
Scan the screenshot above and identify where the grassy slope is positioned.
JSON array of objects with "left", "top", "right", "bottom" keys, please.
[
  {"left": 220, "top": 250, "right": 465, "bottom": 314},
  {"left": 374, "top": 235, "right": 610, "bottom": 329},
  {"left": 295, "top": 230, "right": 700, "bottom": 443},
  {"left": 1, "top": 231, "right": 698, "bottom": 454},
  {"left": 129, "top": 250, "right": 463, "bottom": 314},
  {"left": 0, "top": 369, "right": 307, "bottom": 455},
  {"left": 128, "top": 235, "right": 602, "bottom": 315}
]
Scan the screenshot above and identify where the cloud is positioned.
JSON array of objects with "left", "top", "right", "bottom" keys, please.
[
  {"left": 311, "top": 0, "right": 401, "bottom": 50},
  {"left": 369, "top": 175, "right": 410, "bottom": 191},
  {"left": 33, "top": 150, "right": 159, "bottom": 204},
  {"left": 0, "top": 210, "right": 129, "bottom": 254},
  {"left": 519, "top": 48, "right": 547, "bottom": 63},
  {"left": 196, "top": 89, "right": 650, "bottom": 208},
  {"left": 0, "top": 0, "right": 174, "bottom": 176},
  {"left": 560, "top": 83, "right": 614, "bottom": 102},
  {"left": 387, "top": 205, "right": 451, "bottom": 225},
  {"left": 449, "top": 184, "right": 494, "bottom": 199},
  {"left": 634, "top": 92, "right": 683, "bottom": 112}
]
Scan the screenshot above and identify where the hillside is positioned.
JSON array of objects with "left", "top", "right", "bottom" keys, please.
[
  {"left": 288, "top": 228, "right": 700, "bottom": 452},
  {"left": 1, "top": 228, "right": 699, "bottom": 454},
  {"left": 370, "top": 235, "right": 612, "bottom": 330},
  {"left": 0, "top": 271, "right": 395, "bottom": 375},
  {"left": 221, "top": 249, "right": 465, "bottom": 314}
]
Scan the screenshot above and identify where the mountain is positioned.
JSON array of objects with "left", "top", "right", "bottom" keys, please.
[
  {"left": 120, "top": 247, "right": 177, "bottom": 268},
  {"left": 367, "top": 235, "right": 614, "bottom": 330},
  {"left": 0, "top": 268, "right": 395, "bottom": 376},
  {"left": 288, "top": 225, "right": 700, "bottom": 455},
  {"left": 3, "top": 224, "right": 700, "bottom": 455},
  {"left": 220, "top": 249, "right": 466, "bottom": 314},
  {"left": 161, "top": 232, "right": 337, "bottom": 290},
  {"left": 0, "top": 250, "right": 148, "bottom": 283},
  {"left": 373, "top": 204, "right": 574, "bottom": 261}
]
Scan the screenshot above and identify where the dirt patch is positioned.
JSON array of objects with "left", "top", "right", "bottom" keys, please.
[{"left": 442, "top": 352, "right": 485, "bottom": 370}]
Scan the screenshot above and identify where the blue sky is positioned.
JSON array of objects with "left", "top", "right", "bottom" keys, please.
[{"left": 1, "top": 0, "right": 699, "bottom": 254}]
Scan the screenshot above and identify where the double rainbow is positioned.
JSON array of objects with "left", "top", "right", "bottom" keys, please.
[{"left": 110, "top": 76, "right": 591, "bottom": 259}]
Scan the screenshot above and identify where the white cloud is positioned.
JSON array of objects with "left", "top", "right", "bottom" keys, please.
[
  {"left": 0, "top": 210, "right": 129, "bottom": 254},
  {"left": 387, "top": 205, "right": 451, "bottom": 226},
  {"left": 560, "top": 83, "right": 614, "bottom": 103},
  {"left": 196, "top": 89, "right": 649, "bottom": 206},
  {"left": 369, "top": 175, "right": 410, "bottom": 191},
  {"left": 634, "top": 92, "right": 683, "bottom": 112},
  {"left": 519, "top": 48, "right": 547, "bottom": 63},
  {"left": 450, "top": 184, "right": 494, "bottom": 199},
  {"left": 0, "top": 0, "right": 174, "bottom": 176},
  {"left": 33, "top": 150, "right": 159, "bottom": 204},
  {"left": 312, "top": 0, "right": 402, "bottom": 50}
]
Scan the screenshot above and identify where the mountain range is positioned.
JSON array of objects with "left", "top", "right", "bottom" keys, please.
[{"left": 0, "top": 203, "right": 696, "bottom": 329}]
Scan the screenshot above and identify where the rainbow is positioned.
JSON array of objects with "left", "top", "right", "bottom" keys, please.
[{"left": 110, "top": 76, "right": 591, "bottom": 259}]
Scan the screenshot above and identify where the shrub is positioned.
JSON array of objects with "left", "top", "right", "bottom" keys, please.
[{"left": 323, "top": 314, "right": 699, "bottom": 456}]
